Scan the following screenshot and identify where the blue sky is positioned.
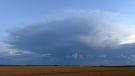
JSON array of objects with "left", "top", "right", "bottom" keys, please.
[
  {"left": 0, "top": 0, "right": 135, "bottom": 29},
  {"left": 0, "top": 0, "right": 135, "bottom": 65},
  {"left": 1, "top": 0, "right": 135, "bottom": 28}
]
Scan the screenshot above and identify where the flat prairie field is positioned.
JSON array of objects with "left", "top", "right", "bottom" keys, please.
[{"left": 0, "top": 66, "right": 135, "bottom": 76}]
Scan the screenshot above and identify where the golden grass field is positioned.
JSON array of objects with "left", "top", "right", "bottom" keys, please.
[{"left": 0, "top": 66, "right": 135, "bottom": 76}]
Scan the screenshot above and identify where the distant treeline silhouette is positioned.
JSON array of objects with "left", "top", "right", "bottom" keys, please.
[
  {"left": 0, "top": 65, "right": 80, "bottom": 66},
  {"left": 0, "top": 64, "right": 134, "bottom": 67},
  {"left": 97, "top": 65, "right": 135, "bottom": 67}
]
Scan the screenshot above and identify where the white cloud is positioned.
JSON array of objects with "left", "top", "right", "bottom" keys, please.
[
  {"left": 66, "top": 53, "right": 84, "bottom": 59},
  {"left": 72, "top": 53, "right": 78, "bottom": 59},
  {"left": 0, "top": 42, "right": 34, "bottom": 56},
  {"left": 8, "top": 50, "right": 20, "bottom": 56},
  {"left": 121, "top": 54, "right": 130, "bottom": 59},
  {"left": 120, "top": 34, "right": 135, "bottom": 44},
  {"left": 0, "top": 42, "right": 20, "bottom": 56}
]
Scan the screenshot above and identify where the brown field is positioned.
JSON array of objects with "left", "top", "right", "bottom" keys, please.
[{"left": 0, "top": 66, "right": 135, "bottom": 76}]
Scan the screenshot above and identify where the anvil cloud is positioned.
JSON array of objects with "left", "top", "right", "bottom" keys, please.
[{"left": 3, "top": 10, "right": 135, "bottom": 65}]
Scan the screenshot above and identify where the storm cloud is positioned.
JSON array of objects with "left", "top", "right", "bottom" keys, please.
[{"left": 3, "top": 10, "right": 135, "bottom": 65}]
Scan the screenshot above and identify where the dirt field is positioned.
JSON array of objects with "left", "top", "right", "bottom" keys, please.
[{"left": 0, "top": 66, "right": 135, "bottom": 76}]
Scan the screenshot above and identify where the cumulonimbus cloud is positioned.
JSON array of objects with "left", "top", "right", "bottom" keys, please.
[{"left": 3, "top": 10, "right": 135, "bottom": 65}]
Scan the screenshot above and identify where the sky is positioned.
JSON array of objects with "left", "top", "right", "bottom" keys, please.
[{"left": 0, "top": 0, "right": 135, "bottom": 65}]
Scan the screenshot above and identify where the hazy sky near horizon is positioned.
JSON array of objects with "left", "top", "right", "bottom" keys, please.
[{"left": 1, "top": 0, "right": 135, "bottom": 65}]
